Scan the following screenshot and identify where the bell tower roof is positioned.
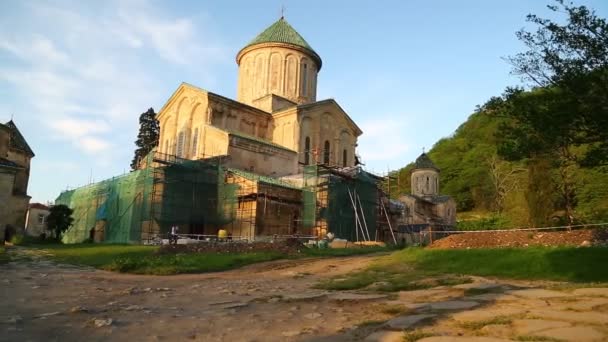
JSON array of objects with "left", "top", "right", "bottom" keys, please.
[
  {"left": 237, "top": 17, "right": 322, "bottom": 69},
  {"left": 413, "top": 153, "right": 439, "bottom": 171}
]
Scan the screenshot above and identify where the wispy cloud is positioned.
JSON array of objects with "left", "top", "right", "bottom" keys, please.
[{"left": 0, "top": 0, "right": 225, "bottom": 157}]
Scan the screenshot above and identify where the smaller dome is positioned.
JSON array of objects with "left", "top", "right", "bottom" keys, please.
[{"left": 414, "top": 153, "right": 439, "bottom": 171}]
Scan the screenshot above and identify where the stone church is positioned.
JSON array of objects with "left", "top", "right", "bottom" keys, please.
[
  {"left": 154, "top": 17, "right": 361, "bottom": 176},
  {"left": 395, "top": 153, "right": 456, "bottom": 229},
  {"left": 0, "top": 120, "right": 34, "bottom": 242},
  {"left": 57, "top": 17, "right": 455, "bottom": 244}
]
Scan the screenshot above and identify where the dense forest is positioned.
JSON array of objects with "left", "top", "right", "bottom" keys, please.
[{"left": 389, "top": 1, "right": 608, "bottom": 229}]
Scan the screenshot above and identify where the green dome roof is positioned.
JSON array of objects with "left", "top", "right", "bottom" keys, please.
[
  {"left": 239, "top": 18, "right": 322, "bottom": 68},
  {"left": 414, "top": 153, "right": 439, "bottom": 171}
]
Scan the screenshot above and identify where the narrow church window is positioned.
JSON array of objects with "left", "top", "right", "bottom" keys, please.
[
  {"left": 191, "top": 128, "right": 199, "bottom": 157},
  {"left": 300, "top": 63, "right": 308, "bottom": 96},
  {"left": 304, "top": 136, "right": 310, "bottom": 165},
  {"left": 342, "top": 149, "right": 347, "bottom": 167},
  {"left": 426, "top": 176, "right": 429, "bottom": 191},
  {"left": 177, "top": 131, "right": 185, "bottom": 158},
  {"left": 323, "top": 140, "right": 330, "bottom": 164}
]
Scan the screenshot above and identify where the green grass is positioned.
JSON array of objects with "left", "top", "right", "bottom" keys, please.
[
  {"left": 300, "top": 245, "right": 393, "bottom": 257},
  {"left": 0, "top": 246, "right": 9, "bottom": 264},
  {"left": 23, "top": 243, "right": 393, "bottom": 275},
  {"left": 317, "top": 246, "right": 608, "bottom": 291},
  {"left": 106, "top": 251, "right": 285, "bottom": 275},
  {"left": 402, "top": 247, "right": 608, "bottom": 282}
]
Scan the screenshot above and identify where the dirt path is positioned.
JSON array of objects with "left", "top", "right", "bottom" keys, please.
[{"left": 2, "top": 247, "right": 608, "bottom": 342}]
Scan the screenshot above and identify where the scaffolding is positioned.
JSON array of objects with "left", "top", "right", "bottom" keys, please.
[
  {"left": 56, "top": 152, "right": 237, "bottom": 244},
  {"left": 302, "top": 164, "right": 388, "bottom": 242},
  {"left": 56, "top": 151, "right": 395, "bottom": 244}
]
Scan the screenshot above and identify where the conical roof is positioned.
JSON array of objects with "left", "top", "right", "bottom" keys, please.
[
  {"left": 414, "top": 153, "right": 438, "bottom": 171},
  {"left": 238, "top": 18, "right": 322, "bottom": 69}
]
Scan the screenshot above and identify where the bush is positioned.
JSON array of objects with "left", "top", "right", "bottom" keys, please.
[
  {"left": 10, "top": 234, "right": 24, "bottom": 245},
  {"left": 456, "top": 215, "right": 511, "bottom": 231}
]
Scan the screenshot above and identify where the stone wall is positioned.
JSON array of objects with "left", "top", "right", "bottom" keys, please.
[
  {"left": 411, "top": 169, "right": 439, "bottom": 197},
  {"left": 237, "top": 44, "right": 319, "bottom": 107}
]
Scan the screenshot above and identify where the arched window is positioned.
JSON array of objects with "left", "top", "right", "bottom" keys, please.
[
  {"left": 426, "top": 176, "right": 429, "bottom": 192},
  {"left": 304, "top": 136, "right": 310, "bottom": 165},
  {"left": 300, "top": 62, "right": 308, "bottom": 96},
  {"left": 191, "top": 128, "right": 199, "bottom": 157},
  {"left": 176, "top": 131, "right": 185, "bottom": 157},
  {"left": 323, "top": 140, "right": 330, "bottom": 164},
  {"left": 342, "top": 149, "right": 347, "bottom": 167}
]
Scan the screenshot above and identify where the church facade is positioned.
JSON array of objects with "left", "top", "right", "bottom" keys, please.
[
  {"left": 0, "top": 120, "right": 34, "bottom": 243},
  {"left": 154, "top": 18, "right": 361, "bottom": 176}
]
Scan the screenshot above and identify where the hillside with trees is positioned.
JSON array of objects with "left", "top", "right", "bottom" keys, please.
[{"left": 390, "top": 0, "right": 608, "bottom": 229}]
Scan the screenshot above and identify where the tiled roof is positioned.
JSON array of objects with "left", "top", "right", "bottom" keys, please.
[
  {"left": 414, "top": 153, "right": 439, "bottom": 171},
  {"left": 240, "top": 18, "right": 322, "bottom": 68},
  {"left": 5, "top": 120, "right": 34, "bottom": 156}
]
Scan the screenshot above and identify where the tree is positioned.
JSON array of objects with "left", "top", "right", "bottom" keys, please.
[
  {"left": 487, "top": 154, "right": 525, "bottom": 213},
  {"left": 505, "top": 0, "right": 608, "bottom": 165},
  {"left": 130, "top": 108, "right": 160, "bottom": 170},
  {"left": 46, "top": 205, "right": 74, "bottom": 240}
]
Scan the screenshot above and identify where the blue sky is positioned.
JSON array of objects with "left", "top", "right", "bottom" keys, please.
[{"left": 1, "top": 0, "right": 607, "bottom": 203}]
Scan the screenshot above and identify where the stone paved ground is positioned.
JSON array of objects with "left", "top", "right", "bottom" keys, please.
[{"left": 2, "top": 247, "right": 608, "bottom": 341}]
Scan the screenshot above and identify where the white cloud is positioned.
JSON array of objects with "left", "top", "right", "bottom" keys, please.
[
  {"left": 0, "top": 0, "right": 225, "bottom": 158},
  {"left": 49, "top": 117, "right": 111, "bottom": 139},
  {"left": 80, "top": 136, "right": 112, "bottom": 153},
  {"left": 357, "top": 116, "right": 412, "bottom": 170}
]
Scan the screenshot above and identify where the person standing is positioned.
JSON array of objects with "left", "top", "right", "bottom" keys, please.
[{"left": 170, "top": 225, "right": 179, "bottom": 245}]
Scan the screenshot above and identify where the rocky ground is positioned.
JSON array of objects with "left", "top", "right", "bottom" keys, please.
[
  {"left": 429, "top": 228, "right": 608, "bottom": 249},
  {"left": 2, "top": 247, "right": 608, "bottom": 342}
]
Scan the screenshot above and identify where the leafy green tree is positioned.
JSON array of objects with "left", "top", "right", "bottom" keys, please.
[
  {"left": 47, "top": 205, "right": 74, "bottom": 240},
  {"left": 131, "top": 108, "right": 159, "bottom": 170},
  {"left": 505, "top": 0, "right": 608, "bottom": 165}
]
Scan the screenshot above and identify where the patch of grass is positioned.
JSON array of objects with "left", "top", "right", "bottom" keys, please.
[
  {"left": 376, "top": 304, "right": 411, "bottom": 316},
  {"left": 317, "top": 246, "right": 608, "bottom": 292},
  {"left": 0, "top": 247, "right": 9, "bottom": 264},
  {"left": 105, "top": 251, "right": 285, "bottom": 275},
  {"left": 460, "top": 316, "right": 513, "bottom": 330},
  {"left": 403, "top": 247, "right": 608, "bottom": 282},
  {"left": 31, "top": 243, "right": 284, "bottom": 275},
  {"left": 515, "top": 335, "right": 564, "bottom": 341},
  {"left": 301, "top": 245, "right": 394, "bottom": 257},
  {"left": 37, "top": 243, "right": 158, "bottom": 267},
  {"left": 403, "top": 330, "right": 437, "bottom": 342}
]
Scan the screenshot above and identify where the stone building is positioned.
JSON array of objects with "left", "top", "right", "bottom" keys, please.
[
  {"left": 0, "top": 120, "right": 34, "bottom": 242},
  {"left": 154, "top": 17, "right": 362, "bottom": 176},
  {"left": 25, "top": 203, "right": 50, "bottom": 238},
  {"left": 395, "top": 153, "right": 456, "bottom": 229},
  {"left": 56, "top": 17, "right": 389, "bottom": 244}
]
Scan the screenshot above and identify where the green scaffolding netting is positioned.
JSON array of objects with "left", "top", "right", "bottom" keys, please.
[
  {"left": 303, "top": 165, "right": 380, "bottom": 241},
  {"left": 55, "top": 154, "right": 238, "bottom": 244},
  {"left": 56, "top": 158, "right": 382, "bottom": 244}
]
